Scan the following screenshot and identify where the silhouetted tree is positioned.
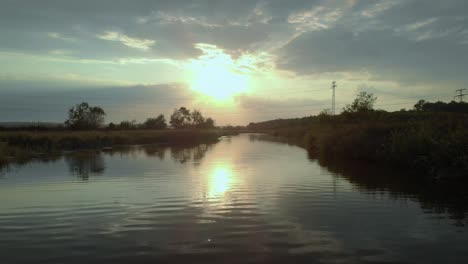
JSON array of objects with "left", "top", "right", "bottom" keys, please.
[
  {"left": 144, "top": 114, "right": 167, "bottom": 129},
  {"left": 414, "top": 100, "right": 468, "bottom": 113},
  {"left": 191, "top": 110, "right": 205, "bottom": 127},
  {"left": 343, "top": 92, "right": 377, "bottom": 113},
  {"left": 203, "top": 118, "right": 215, "bottom": 129},
  {"left": 65, "top": 102, "right": 105, "bottom": 130},
  {"left": 318, "top": 109, "right": 333, "bottom": 122},
  {"left": 119, "top": 120, "right": 137, "bottom": 129},
  {"left": 170, "top": 107, "right": 192, "bottom": 128},
  {"left": 169, "top": 107, "right": 216, "bottom": 129},
  {"left": 414, "top": 100, "right": 426, "bottom": 111}
]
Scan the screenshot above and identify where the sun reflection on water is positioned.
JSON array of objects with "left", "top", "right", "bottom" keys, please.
[{"left": 208, "top": 165, "right": 234, "bottom": 198}]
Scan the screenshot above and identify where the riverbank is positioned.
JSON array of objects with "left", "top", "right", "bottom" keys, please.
[
  {"left": 0, "top": 129, "right": 233, "bottom": 165},
  {"left": 248, "top": 111, "right": 468, "bottom": 179}
]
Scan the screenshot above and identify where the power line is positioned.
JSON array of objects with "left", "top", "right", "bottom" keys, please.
[{"left": 454, "top": 89, "right": 467, "bottom": 102}]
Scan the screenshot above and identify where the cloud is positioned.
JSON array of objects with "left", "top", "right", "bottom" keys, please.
[
  {"left": 402, "top": 17, "right": 439, "bottom": 32},
  {"left": 1, "top": 0, "right": 468, "bottom": 124},
  {"left": 47, "top": 32, "right": 76, "bottom": 42},
  {"left": 288, "top": 6, "right": 343, "bottom": 32},
  {"left": 97, "top": 31, "right": 155, "bottom": 51},
  {"left": 276, "top": 0, "right": 468, "bottom": 87},
  {"left": 361, "top": 0, "right": 401, "bottom": 18},
  {"left": 139, "top": 11, "right": 223, "bottom": 28}
]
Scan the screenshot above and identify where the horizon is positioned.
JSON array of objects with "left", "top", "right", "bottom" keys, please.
[{"left": 1, "top": 0, "right": 467, "bottom": 125}]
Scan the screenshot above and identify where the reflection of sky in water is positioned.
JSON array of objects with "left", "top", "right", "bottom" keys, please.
[{"left": 0, "top": 135, "right": 467, "bottom": 264}]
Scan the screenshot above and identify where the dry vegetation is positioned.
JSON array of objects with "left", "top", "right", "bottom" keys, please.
[
  {"left": 248, "top": 110, "right": 468, "bottom": 179},
  {"left": 0, "top": 129, "right": 232, "bottom": 165}
]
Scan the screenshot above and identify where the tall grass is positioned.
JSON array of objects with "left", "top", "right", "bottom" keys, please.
[
  {"left": 251, "top": 111, "right": 468, "bottom": 179},
  {"left": 0, "top": 129, "right": 234, "bottom": 163}
]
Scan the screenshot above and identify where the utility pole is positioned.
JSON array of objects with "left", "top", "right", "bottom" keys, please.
[
  {"left": 454, "top": 89, "right": 467, "bottom": 102},
  {"left": 331, "top": 81, "right": 337, "bottom": 115}
]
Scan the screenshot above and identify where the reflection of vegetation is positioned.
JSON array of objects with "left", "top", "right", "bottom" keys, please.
[
  {"left": 101, "top": 145, "right": 168, "bottom": 160},
  {"left": 99, "top": 143, "right": 211, "bottom": 165},
  {"left": 248, "top": 95, "right": 468, "bottom": 179},
  {"left": 0, "top": 141, "right": 61, "bottom": 174},
  {"left": 318, "top": 158, "right": 468, "bottom": 226},
  {"left": 142, "top": 145, "right": 167, "bottom": 160},
  {"left": 0, "top": 129, "right": 230, "bottom": 164},
  {"left": 248, "top": 133, "right": 294, "bottom": 145},
  {"left": 2, "top": 142, "right": 212, "bottom": 178},
  {"left": 171, "top": 144, "right": 212, "bottom": 165},
  {"left": 65, "top": 151, "right": 105, "bottom": 180},
  {"left": 252, "top": 134, "right": 468, "bottom": 226}
]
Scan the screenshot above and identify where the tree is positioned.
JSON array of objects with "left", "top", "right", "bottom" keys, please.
[
  {"left": 343, "top": 92, "right": 377, "bottom": 113},
  {"left": 203, "top": 117, "right": 215, "bottom": 129},
  {"left": 413, "top": 100, "right": 468, "bottom": 113},
  {"left": 144, "top": 114, "right": 167, "bottom": 129},
  {"left": 169, "top": 107, "right": 216, "bottom": 129},
  {"left": 119, "top": 120, "right": 137, "bottom": 129},
  {"left": 191, "top": 110, "right": 205, "bottom": 127},
  {"left": 65, "top": 102, "right": 106, "bottom": 130},
  {"left": 318, "top": 109, "right": 333, "bottom": 122},
  {"left": 414, "top": 99, "right": 426, "bottom": 111},
  {"left": 170, "top": 107, "right": 191, "bottom": 128}
]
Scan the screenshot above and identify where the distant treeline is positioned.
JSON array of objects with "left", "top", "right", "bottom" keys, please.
[
  {"left": 0, "top": 103, "right": 227, "bottom": 165},
  {"left": 248, "top": 93, "right": 468, "bottom": 180},
  {"left": 248, "top": 98, "right": 468, "bottom": 130},
  {"left": 107, "top": 107, "right": 216, "bottom": 131},
  {"left": 0, "top": 103, "right": 217, "bottom": 131}
]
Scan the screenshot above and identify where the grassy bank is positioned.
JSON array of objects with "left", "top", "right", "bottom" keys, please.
[
  {"left": 0, "top": 129, "right": 233, "bottom": 165},
  {"left": 248, "top": 111, "right": 468, "bottom": 179}
]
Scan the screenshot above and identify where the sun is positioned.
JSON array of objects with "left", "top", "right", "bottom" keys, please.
[
  {"left": 187, "top": 44, "right": 250, "bottom": 101},
  {"left": 191, "top": 65, "right": 248, "bottom": 100}
]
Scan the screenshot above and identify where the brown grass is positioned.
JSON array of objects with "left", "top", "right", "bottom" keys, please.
[{"left": 0, "top": 129, "right": 234, "bottom": 164}]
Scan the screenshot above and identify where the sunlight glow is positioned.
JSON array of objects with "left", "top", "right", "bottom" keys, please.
[
  {"left": 187, "top": 44, "right": 250, "bottom": 101},
  {"left": 209, "top": 165, "right": 234, "bottom": 197}
]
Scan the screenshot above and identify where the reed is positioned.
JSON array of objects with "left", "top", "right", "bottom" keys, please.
[
  {"left": 249, "top": 111, "right": 468, "bottom": 179},
  {"left": 0, "top": 129, "right": 234, "bottom": 163}
]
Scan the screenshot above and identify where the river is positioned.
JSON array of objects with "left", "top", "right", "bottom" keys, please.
[{"left": 0, "top": 134, "right": 467, "bottom": 263}]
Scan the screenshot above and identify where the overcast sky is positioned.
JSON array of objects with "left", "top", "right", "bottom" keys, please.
[{"left": 1, "top": 0, "right": 467, "bottom": 125}]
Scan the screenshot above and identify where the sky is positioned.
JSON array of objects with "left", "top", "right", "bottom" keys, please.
[{"left": 1, "top": 0, "right": 467, "bottom": 125}]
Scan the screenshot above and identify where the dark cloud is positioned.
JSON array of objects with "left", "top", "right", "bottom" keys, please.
[
  {"left": 278, "top": 26, "right": 468, "bottom": 84},
  {"left": 277, "top": 0, "right": 468, "bottom": 85},
  {"left": 4, "top": 0, "right": 466, "bottom": 80},
  {"left": 0, "top": 0, "right": 270, "bottom": 60}
]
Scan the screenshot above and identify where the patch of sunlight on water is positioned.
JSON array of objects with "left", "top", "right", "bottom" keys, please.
[{"left": 209, "top": 165, "right": 234, "bottom": 198}]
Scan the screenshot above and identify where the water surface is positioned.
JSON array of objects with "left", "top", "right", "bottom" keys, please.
[{"left": 1, "top": 134, "right": 467, "bottom": 263}]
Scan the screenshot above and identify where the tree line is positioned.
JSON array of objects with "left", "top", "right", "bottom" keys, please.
[
  {"left": 65, "top": 103, "right": 216, "bottom": 130},
  {"left": 248, "top": 92, "right": 468, "bottom": 129},
  {"left": 246, "top": 92, "right": 468, "bottom": 180}
]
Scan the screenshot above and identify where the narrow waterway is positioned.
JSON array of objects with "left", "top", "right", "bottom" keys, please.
[{"left": 0, "top": 134, "right": 466, "bottom": 264}]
